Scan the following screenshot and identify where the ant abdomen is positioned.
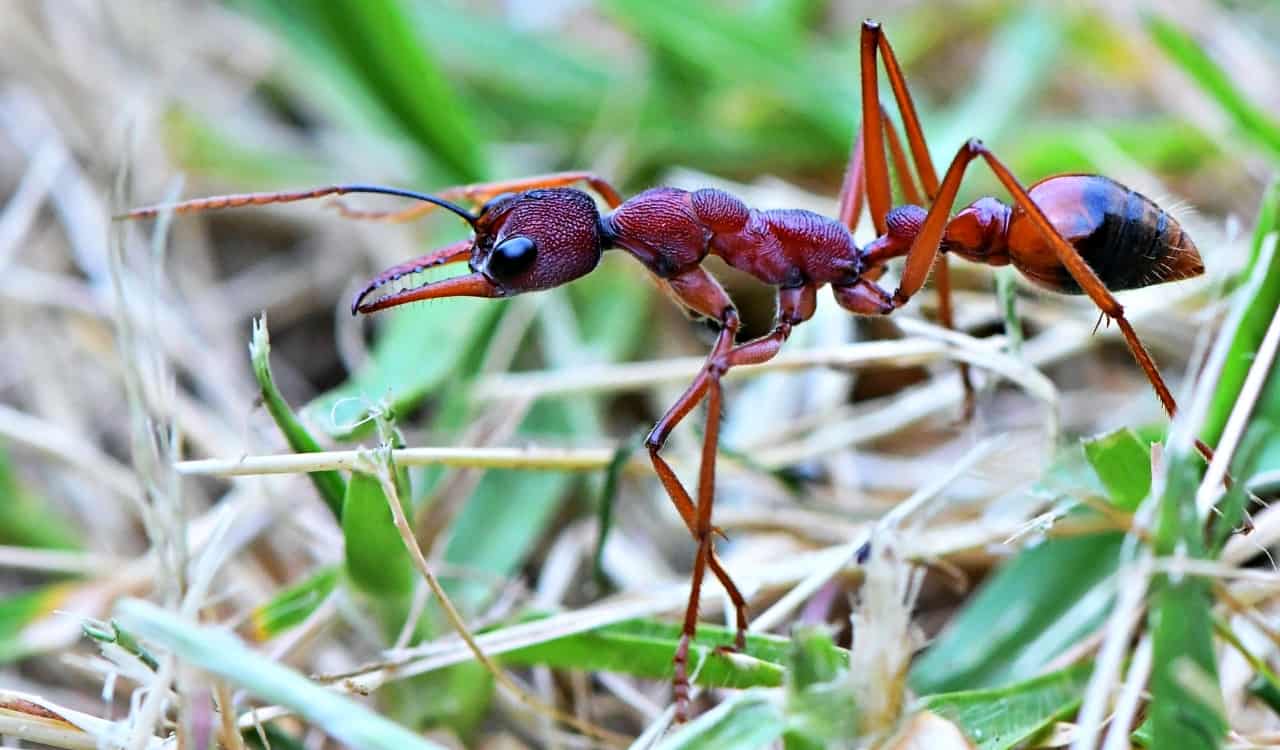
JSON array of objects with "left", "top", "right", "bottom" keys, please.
[{"left": 1004, "top": 175, "right": 1203, "bottom": 294}]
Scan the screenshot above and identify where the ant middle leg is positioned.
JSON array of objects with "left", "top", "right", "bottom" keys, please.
[
  {"left": 663, "top": 286, "right": 813, "bottom": 721},
  {"left": 857, "top": 20, "right": 975, "bottom": 414}
]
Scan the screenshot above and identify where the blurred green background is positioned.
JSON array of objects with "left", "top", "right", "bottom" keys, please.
[{"left": 1, "top": 0, "right": 1279, "bottom": 747}]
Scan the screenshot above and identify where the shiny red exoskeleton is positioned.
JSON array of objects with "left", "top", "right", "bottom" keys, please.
[{"left": 125, "top": 20, "right": 1209, "bottom": 724}]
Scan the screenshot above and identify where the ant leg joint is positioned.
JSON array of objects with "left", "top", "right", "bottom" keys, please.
[
  {"left": 964, "top": 137, "right": 986, "bottom": 154},
  {"left": 863, "top": 18, "right": 880, "bottom": 31}
]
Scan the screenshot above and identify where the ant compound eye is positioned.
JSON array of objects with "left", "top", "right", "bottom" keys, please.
[{"left": 488, "top": 236, "right": 537, "bottom": 279}]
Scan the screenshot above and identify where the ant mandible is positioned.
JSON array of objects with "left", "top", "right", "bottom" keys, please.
[{"left": 127, "top": 20, "right": 1208, "bottom": 723}]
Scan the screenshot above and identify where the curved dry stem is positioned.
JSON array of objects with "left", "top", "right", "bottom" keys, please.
[{"left": 360, "top": 449, "right": 630, "bottom": 748}]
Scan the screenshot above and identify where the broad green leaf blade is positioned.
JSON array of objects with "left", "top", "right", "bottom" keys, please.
[
  {"left": 248, "top": 567, "right": 339, "bottom": 641},
  {"left": 342, "top": 471, "right": 414, "bottom": 598},
  {"left": 1149, "top": 456, "right": 1226, "bottom": 749},
  {"left": 500, "top": 619, "right": 795, "bottom": 689},
  {"left": 114, "top": 599, "right": 449, "bottom": 750},
  {"left": 250, "top": 318, "right": 346, "bottom": 518},
  {"left": 1082, "top": 428, "right": 1153, "bottom": 511},
  {"left": 1146, "top": 14, "right": 1280, "bottom": 161},
  {"left": 910, "top": 532, "right": 1124, "bottom": 694},
  {"left": 656, "top": 690, "right": 787, "bottom": 750},
  {"left": 919, "top": 662, "right": 1093, "bottom": 750}
]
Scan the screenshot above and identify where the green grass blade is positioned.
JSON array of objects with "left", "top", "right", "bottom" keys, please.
[
  {"left": 115, "top": 599, "right": 449, "bottom": 750},
  {"left": 1200, "top": 182, "right": 1280, "bottom": 448},
  {"left": 656, "top": 691, "right": 787, "bottom": 750},
  {"left": 1146, "top": 14, "right": 1280, "bottom": 161},
  {"left": 1247, "top": 179, "right": 1280, "bottom": 275},
  {"left": 1144, "top": 181, "right": 1279, "bottom": 748},
  {"left": 244, "top": 0, "right": 487, "bottom": 182},
  {"left": 500, "top": 619, "right": 791, "bottom": 689},
  {"left": 1082, "top": 427, "right": 1153, "bottom": 511},
  {"left": 1249, "top": 674, "right": 1280, "bottom": 718},
  {"left": 408, "top": 1, "right": 622, "bottom": 132},
  {"left": 1148, "top": 457, "right": 1226, "bottom": 748},
  {"left": 248, "top": 567, "right": 340, "bottom": 641},
  {"left": 343, "top": 470, "right": 415, "bottom": 598},
  {"left": 909, "top": 532, "right": 1125, "bottom": 693},
  {"left": 1209, "top": 317, "right": 1279, "bottom": 555},
  {"left": 919, "top": 662, "right": 1093, "bottom": 750},
  {"left": 1210, "top": 247, "right": 1280, "bottom": 551},
  {"left": 250, "top": 317, "right": 346, "bottom": 517}
]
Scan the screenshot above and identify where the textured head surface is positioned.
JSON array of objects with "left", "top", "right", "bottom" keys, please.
[{"left": 471, "top": 188, "right": 605, "bottom": 294}]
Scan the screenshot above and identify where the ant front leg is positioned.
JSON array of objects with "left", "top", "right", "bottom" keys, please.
[
  {"left": 653, "top": 279, "right": 816, "bottom": 721},
  {"left": 331, "top": 171, "right": 624, "bottom": 222}
]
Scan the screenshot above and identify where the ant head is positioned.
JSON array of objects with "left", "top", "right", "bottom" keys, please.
[
  {"left": 470, "top": 188, "right": 605, "bottom": 293},
  {"left": 353, "top": 188, "right": 605, "bottom": 313}
]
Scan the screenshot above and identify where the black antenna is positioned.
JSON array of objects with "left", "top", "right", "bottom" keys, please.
[
  {"left": 336, "top": 185, "right": 478, "bottom": 227},
  {"left": 118, "top": 183, "right": 480, "bottom": 226}
]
